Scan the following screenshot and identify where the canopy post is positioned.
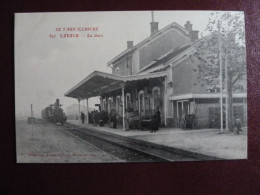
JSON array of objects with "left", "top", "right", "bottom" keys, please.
[
  {"left": 121, "top": 83, "right": 126, "bottom": 130},
  {"left": 99, "top": 92, "right": 102, "bottom": 112},
  {"left": 177, "top": 101, "right": 179, "bottom": 127},
  {"left": 78, "top": 98, "right": 81, "bottom": 122},
  {"left": 164, "top": 77, "right": 167, "bottom": 126},
  {"left": 86, "top": 97, "right": 89, "bottom": 124}
]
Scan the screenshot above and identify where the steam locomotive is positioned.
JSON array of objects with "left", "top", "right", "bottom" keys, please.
[{"left": 41, "top": 99, "right": 67, "bottom": 125}]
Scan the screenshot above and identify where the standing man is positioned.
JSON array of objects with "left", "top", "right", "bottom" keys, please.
[
  {"left": 93, "top": 110, "right": 97, "bottom": 126},
  {"left": 234, "top": 118, "right": 242, "bottom": 134},
  {"left": 156, "top": 107, "right": 161, "bottom": 128},
  {"left": 112, "top": 110, "right": 118, "bottom": 129},
  {"left": 150, "top": 110, "right": 158, "bottom": 132},
  {"left": 109, "top": 109, "right": 113, "bottom": 128},
  {"left": 81, "top": 112, "right": 85, "bottom": 124}
]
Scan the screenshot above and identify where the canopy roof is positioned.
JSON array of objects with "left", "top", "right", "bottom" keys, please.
[{"left": 65, "top": 71, "right": 168, "bottom": 99}]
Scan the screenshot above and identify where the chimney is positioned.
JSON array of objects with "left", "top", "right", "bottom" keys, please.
[
  {"left": 150, "top": 22, "right": 159, "bottom": 35},
  {"left": 185, "top": 21, "right": 199, "bottom": 41},
  {"left": 190, "top": 30, "right": 199, "bottom": 41},
  {"left": 127, "top": 41, "right": 134, "bottom": 49},
  {"left": 184, "top": 21, "right": 192, "bottom": 32}
]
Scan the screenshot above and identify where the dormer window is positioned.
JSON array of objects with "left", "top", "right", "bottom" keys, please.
[{"left": 207, "top": 86, "right": 220, "bottom": 93}]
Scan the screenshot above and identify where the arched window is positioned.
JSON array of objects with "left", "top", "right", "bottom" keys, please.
[
  {"left": 116, "top": 96, "right": 121, "bottom": 114},
  {"left": 138, "top": 90, "right": 145, "bottom": 115},
  {"left": 152, "top": 86, "right": 160, "bottom": 110},
  {"left": 126, "top": 93, "right": 131, "bottom": 110},
  {"left": 108, "top": 97, "right": 112, "bottom": 113}
]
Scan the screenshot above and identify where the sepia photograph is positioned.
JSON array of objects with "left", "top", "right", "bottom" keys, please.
[{"left": 15, "top": 11, "right": 247, "bottom": 163}]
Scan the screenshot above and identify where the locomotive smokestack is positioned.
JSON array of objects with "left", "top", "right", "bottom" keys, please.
[
  {"left": 31, "top": 104, "right": 33, "bottom": 117},
  {"left": 55, "top": 99, "right": 60, "bottom": 109}
]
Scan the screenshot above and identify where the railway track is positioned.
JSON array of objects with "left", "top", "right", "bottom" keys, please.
[{"left": 58, "top": 123, "right": 198, "bottom": 162}]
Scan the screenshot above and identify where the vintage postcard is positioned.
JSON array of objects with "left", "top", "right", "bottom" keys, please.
[{"left": 15, "top": 11, "right": 247, "bottom": 163}]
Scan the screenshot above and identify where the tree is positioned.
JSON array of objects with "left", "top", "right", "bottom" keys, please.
[{"left": 190, "top": 12, "right": 247, "bottom": 131}]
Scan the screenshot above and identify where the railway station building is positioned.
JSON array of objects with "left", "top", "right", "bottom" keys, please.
[{"left": 65, "top": 20, "right": 247, "bottom": 130}]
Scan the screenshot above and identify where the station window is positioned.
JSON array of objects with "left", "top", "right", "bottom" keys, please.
[
  {"left": 116, "top": 96, "right": 121, "bottom": 114},
  {"left": 126, "top": 93, "right": 131, "bottom": 110},
  {"left": 152, "top": 86, "right": 160, "bottom": 109},
  {"left": 138, "top": 90, "right": 144, "bottom": 114}
]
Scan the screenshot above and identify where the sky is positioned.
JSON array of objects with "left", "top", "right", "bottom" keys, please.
[{"left": 15, "top": 11, "right": 238, "bottom": 118}]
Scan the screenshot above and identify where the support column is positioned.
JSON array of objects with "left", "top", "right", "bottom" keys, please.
[
  {"left": 78, "top": 98, "right": 81, "bottom": 122},
  {"left": 86, "top": 98, "right": 89, "bottom": 124},
  {"left": 164, "top": 77, "right": 167, "bottom": 126},
  {"left": 177, "top": 101, "right": 179, "bottom": 120},
  {"left": 108, "top": 97, "right": 111, "bottom": 113},
  {"left": 105, "top": 96, "right": 108, "bottom": 112},
  {"left": 99, "top": 96, "right": 102, "bottom": 111},
  {"left": 121, "top": 83, "right": 126, "bottom": 130}
]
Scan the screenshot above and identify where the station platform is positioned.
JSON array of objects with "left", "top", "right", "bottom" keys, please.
[{"left": 67, "top": 120, "right": 247, "bottom": 160}]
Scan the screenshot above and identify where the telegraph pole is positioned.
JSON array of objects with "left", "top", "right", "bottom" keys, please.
[
  {"left": 225, "top": 55, "right": 229, "bottom": 132},
  {"left": 30, "top": 104, "right": 34, "bottom": 139},
  {"left": 218, "top": 20, "right": 223, "bottom": 133}
]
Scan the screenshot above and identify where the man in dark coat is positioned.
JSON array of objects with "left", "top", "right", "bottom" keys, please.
[
  {"left": 156, "top": 107, "right": 161, "bottom": 128},
  {"left": 109, "top": 110, "right": 113, "bottom": 128},
  {"left": 92, "top": 110, "right": 97, "bottom": 126},
  {"left": 96, "top": 111, "right": 101, "bottom": 126},
  {"left": 150, "top": 110, "right": 158, "bottom": 133},
  {"left": 80, "top": 112, "right": 85, "bottom": 124},
  {"left": 112, "top": 111, "right": 117, "bottom": 129}
]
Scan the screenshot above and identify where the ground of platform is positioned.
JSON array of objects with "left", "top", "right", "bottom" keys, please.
[{"left": 69, "top": 120, "right": 247, "bottom": 160}]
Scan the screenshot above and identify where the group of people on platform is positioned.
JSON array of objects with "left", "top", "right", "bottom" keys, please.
[
  {"left": 90, "top": 110, "right": 109, "bottom": 126},
  {"left": 80, "top": 107, "right": 161, "bottom": 132},
  {"left": 80, "top": 110, "right": 108, "bottom": 126},
  {"left": 91, "top": 110, "right": 100, "bottom": 126},
  {"left": 81, "top": 108, "right": 242, "bottom": 134},
  {"left": 108, "top": 109, "right": 118, "bottom": 129},
  {"left": 108, "top": 107, "right": 161, "bottom": 132}
]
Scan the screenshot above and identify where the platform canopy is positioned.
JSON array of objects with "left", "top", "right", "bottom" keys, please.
[{"left": 64, "top": 71, "right": 168, "bottom": 99}]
